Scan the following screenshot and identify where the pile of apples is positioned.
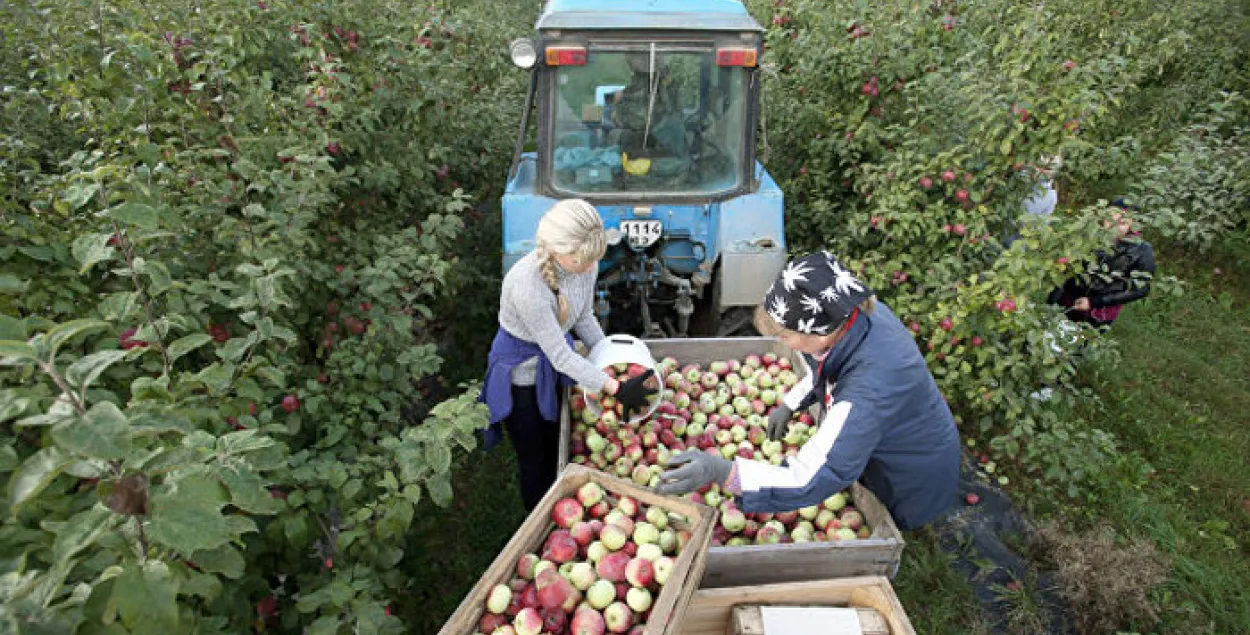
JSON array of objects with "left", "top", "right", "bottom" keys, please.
[
  {"left": 474, "top": 481, "right": 691, "bottom": 635},
  {"left": 570, "top": 353, "right": 873, "bottom": 546}
]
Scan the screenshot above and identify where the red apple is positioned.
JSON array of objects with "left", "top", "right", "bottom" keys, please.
[
  {"left": 281, "top": 394, "right": 300, "bottom": 413},
  {"left": 552, "top": 498, "right": 584, "bottom": 528}
]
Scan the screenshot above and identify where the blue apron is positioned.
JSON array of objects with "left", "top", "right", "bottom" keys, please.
[{"left": 478, "top": 327, "right": 575, "bottom": 450}]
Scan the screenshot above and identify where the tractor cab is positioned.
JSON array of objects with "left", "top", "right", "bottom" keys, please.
[{"left": 503, "top": 0, "right": 786, "bottom": 337}]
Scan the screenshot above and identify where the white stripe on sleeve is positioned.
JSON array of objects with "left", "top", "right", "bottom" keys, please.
[
  {"left": 781, "top": 355, "right": 815, "bottom": 411},
  {"left": 738, "top": 401, "right": 853, "bottom": 493}
]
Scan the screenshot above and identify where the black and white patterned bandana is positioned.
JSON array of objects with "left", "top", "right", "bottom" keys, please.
[{"left": 763, "top": 251, "right": 874, "bottom": 335}]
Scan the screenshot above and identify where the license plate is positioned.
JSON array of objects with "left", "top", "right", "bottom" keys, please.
[{"left": 619, "top": 220, "right": 663, "bottom": 249}]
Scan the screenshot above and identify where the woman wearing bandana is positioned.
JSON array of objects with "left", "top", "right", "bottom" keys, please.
[{"left": 657, "top": 252, "right": 961, "bottom": 530}]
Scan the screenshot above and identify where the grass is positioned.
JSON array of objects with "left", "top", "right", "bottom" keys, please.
[
  {"left": 1046, "top": 237, "right": 1250, "bottom": 633},
  {"left": 408, "top": 235, "right": 1250, "bottom": 634}
]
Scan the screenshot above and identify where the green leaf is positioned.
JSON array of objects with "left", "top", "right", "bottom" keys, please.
[
  {"left": 427, "top": 471, "right": 453, "bottom": 507},
  {"left": 52, "top": 402, "right": 131, "bottom": 460},
  {"left": 0, "top": 389, "right": 33, "bottom": 423},
  {"left": 0, "top": 315, "right": 27, "bottom": 341},
  {"left": 219, "top": 466, "right": 280, "bottom": 515},
  {"left": 110, "top": 202, "right": 161, "bottom": 229},
  {"left": 128, "top": 412, "right": 195, "bottom": 437},
  {"left": 146, "top": 475, "right": 235, "bottom": 552},
  {"left": 189, "top": 544, "right": 245, "bottom": 579},
  {"left": 113, "top": 563, "right": 178, "bottom": 634},
  {"left": 216, "top": 336, "right": 252, "bottom": 363},
  {"left": 0, "top": 340, "right": 37, "bottom": 365},
  {"left": 8, "top": 446, "right": 74, "bottom": 509},
  {"left": 46, "top": 319, "right": 110, "bottom": 356},
  {"left": 72, "top": 233, "right": 117, "bottom": 273},
  {"left": 51, "top": 505, "right": 119, "bottom": 565},
  {"left": 63, "top": 183, "right": 101, "bottom": 212},
  {"left": 167, "top": 333, "right": 212, "bottom": 363},
  {"left": 192, "top": 362, "right": 235, "bottom": 396},
  {"left": 182, "top": 570, "right": 223, "bottom": 601},
  {"left": 0, "top": 445, "right": 18, "bottom": 472},
  {"left": 0, "top": 274, "right": 29, "bottom": 295},
  {"left": 66, "top": 350, "right": 129, "bottom": 391},
  {"left": 218, "top": 429, "right": 275, "bottom": 455}
]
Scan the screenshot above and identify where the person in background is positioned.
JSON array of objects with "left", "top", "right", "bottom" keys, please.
[
  {"left": 656, "top": 252, "right": 961, "bottom": 530},
  {"left": 480, "top": 199, "right": 657, "bottom": 511},
  {"left": 1003, "top": 154, "right": 1061, "bottom": 248},
  {"left": 1047, "top": 199, "right": 1156, "bottom": 328}
]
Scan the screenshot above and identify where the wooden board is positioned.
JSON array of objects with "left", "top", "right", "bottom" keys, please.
[
  {"left": 679, "top": 577, "right": 916, "bottom": 635},
  {"left": 558, "top": 337, "right": 905, "bottom": 587},
  {"left": 730, "top": 605, "right": 888, "bottom": 635},
  {"left": 436, "top": 464, "right": 717, "bottom": 635}
]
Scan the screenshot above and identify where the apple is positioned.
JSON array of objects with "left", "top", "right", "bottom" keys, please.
[
  {"left": 596, "top": 551, "right": 631, "bottom": 582},
  {"left": 721, "top": 508, "right": 747, "bottom": 533},
  {"left": 833, "top": 527, "right": 858, "bottom": 541},
  {"left": 543, "top": 530, "right": 578, "bottom": 563},
  {"left": 487, "top": 584, "right": 512, "bottom": 614},
  {"left": 570, "top": 521, "right": 596, "bottom": 547},
  {"left": 281, "top": 394, "right": 300, "bottom": 413},
  {"left": 600, "top": 524, "right": 628, "bottom": 551},
  {"left": 479, "top": 613, "right": 508, "bottom": 633},
  {"left": 624, "top": 557, "right": 654, "bottom": 587},
  {"left": 586, "top": 579, "right": 615, "bottom": 610},
  {"left": 572, "top": 605, "right": 607, "bottom": 635},
  {"left": 635, "top": 542, "right": 663, "bottom": 562},
  {"left": 517, "top": 553, "right": 540, "bottom": 580},
  {"left": 603, "top": 602, "right": 633, "bottom": 634},
  {"left": 514, "top": 607, "right": 543, "bottom": 635},
  {"left": 535, "top": 568, "right": 574, "bottom": 611},
  {"left": 569, "top": 562, "right": 597, "bottom": 591},
  {"left": 552, "top": 498, "right": 584, "bottom": 528},
  {"left": 578, "top": 483, "right": 606, "bottom": 509},
  {"left": 632, "top": 522, "right": 659, "bottom": 545},
  {"left": 823, "top": 492, "right": 849, "bottom": 512},
  {"left": 626, "top": 587, "right": 652, "bottom": 613},
  {"left": 587, "top": 541, "right": 607, "bottom": 563},
  {"left": 798, "top": 505, "right": 820, "bottom": 521},
  {"left": 839, "top": 510, "right": 864, "bottom": 531},
  {"left": 652, "top": 556, "right": 676, "bottom": 586}
]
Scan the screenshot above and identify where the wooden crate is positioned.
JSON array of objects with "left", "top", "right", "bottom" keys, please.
[
  {"left": 558, "top": 337, "right": 905, "bottom": 587},
  {"left": 679, "top": 576, "right": 916, "bottom": 635},
  {"left": 436, "top": 464, "right": 717, "bottom": 635}
]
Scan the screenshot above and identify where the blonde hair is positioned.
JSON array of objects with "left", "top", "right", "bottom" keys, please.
[
  {"left": 753, "top": 297, "right": 877, "bottom": 338},
  {"left": 535, "top": 199, "right": 608, "bottom": 324}
]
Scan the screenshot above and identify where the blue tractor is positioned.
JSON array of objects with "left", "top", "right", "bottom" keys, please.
[{"left": 503, "top": 0, "right": 786, "bottom": 337}]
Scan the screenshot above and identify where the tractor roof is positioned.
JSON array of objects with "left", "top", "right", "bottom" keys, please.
[{"left": 537, "top": 0, "right": 763, "bottom": 33}]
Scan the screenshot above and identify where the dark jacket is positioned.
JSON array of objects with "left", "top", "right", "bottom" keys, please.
[
  {"left": 1048, "top": 237, "right": 1156, "bottom": 322},
  {"left": 733, "top": 303, "right": 961, "bottom": 530}
]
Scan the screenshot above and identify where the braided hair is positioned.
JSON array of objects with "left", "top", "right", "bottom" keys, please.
[{"left": 534, "top": 199, "right": 608, "bottom": 325}]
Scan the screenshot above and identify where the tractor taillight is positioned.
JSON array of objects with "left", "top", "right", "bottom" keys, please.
[
  {"left": 545, "top": 47, "right": 587, "bottom": 66},
  {"left": 716, "top": 48, "right": 757, "bottom": 67}
]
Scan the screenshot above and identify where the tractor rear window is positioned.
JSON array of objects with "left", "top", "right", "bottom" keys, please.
[{"left": 547, "top": 49, "right": 749, "bottom": 198}]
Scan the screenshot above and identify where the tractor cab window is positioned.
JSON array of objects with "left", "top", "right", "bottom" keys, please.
[{"left": 547, "top": 48, "right": 749, "bottom": 198}]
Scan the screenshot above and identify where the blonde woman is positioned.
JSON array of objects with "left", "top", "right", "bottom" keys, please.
[
  {"left": 657, "top": 252, "right": 960, "bottom": 530},
  {"left": 480, "top": 199, "right": 656, "bottom": 510}
]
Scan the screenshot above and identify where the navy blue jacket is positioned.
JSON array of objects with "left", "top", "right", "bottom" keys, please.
[{"left": 735, "top": 302, "right": 960, "bottom": 530}]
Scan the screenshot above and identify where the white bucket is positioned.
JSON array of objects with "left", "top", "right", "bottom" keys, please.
[{"left": 582, "top": 334, "right": 660, "bottom": 423}]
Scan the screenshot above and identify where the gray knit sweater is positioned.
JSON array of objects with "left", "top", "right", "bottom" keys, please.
[{"left": 498, "top": 251, "right": 610, "bottom": 391}]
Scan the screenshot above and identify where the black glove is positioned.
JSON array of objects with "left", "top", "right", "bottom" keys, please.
[
  {"left": 616, "top": 369, "right": 658, "bottom": 417},
  {"left": 767, "top": 404, "right": 795, "bottom": 441},
  {"left": 656, "top": 451, "right": 733, "bottom": 497}
]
